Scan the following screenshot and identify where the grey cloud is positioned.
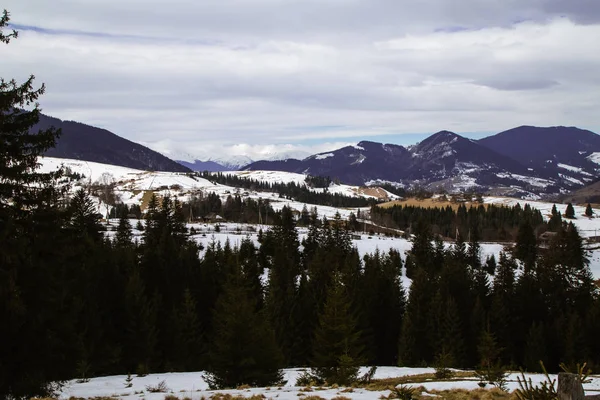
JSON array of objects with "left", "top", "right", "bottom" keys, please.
[
  {"left": 3, "top": 0, "right": 600, "bottom": 159},
  {"left": 474, "top": 78, "right": 559, "bottom": 91}
]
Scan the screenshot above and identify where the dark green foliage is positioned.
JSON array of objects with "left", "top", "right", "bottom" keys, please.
[
  {"left": 585, "top": 203, "right": 593, "bottom": 217},
  {"left": 475, "top": 329, "right": 507, "bottom": 390},
  {"left": 565, "top": 202, "right": 576, "bottom": 219},
  {"left": 514, "top": 220, "right": 537, "bottom": 271},
  {"left": 310, "top": 274, "right": 364, "bottom": 385},
  {"left": 371, "top": 202, "right": 546, "bottom": 242},
  {"left": 524, "top": 323, "right": 547, "bottom": 372},
  {"left": 205, "top": 267, "right": 284, "bottom": 389},
  {"left": 0, "top": 11, "right": 71, "bottom": 399},
  {"left": 399, "top": 268, "right": 434, "bottom": 366},
  {"left": 549, "top": 204, "right": 563, "bottom": 231},
  {"left": 201, "top": 171, "right": 378, "bottom": 208}
]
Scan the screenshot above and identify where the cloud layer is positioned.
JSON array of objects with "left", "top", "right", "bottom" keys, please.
[{"left": 3, "top": 0, "right": 600, "bottom": 160}]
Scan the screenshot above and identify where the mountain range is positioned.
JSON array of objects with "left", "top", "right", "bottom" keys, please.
[
  {"left": 31, "top": 111, "right": 600, "bottom": 198},
  {"left": 35, "top": 114, "right": 191, "bottom": 173},
  {"left": 244, "top": 126, "right": 600, "bottom": 198}
]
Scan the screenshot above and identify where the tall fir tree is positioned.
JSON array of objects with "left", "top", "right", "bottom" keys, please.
[
  {"left": 0, "top": 10, "right": 72, "bottom": 398},
  {"left": 205, "top": 265, "right": 283, "bottom": 389},
  {"left": 310, "top": 273, "right": 364, "bottom": 385}
]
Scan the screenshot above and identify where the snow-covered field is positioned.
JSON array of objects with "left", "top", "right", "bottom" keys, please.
[
  {"left": 38, "top": 157, "right": 396, "bottom": 219},
  {"left": 485, "top": 196, "right": 600, "bottom": 239},
  {"left": 59, "top": 367, "right": 600, "bottom": 399},
  {"left": 42, "top": 157, "right": 600, "bottom": 279}
]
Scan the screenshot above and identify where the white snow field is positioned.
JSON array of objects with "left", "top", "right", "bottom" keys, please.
[
  {"left": 42, "top": 157, "right": 600, "bottom": 279},
  {"left": 59, "top": 367, "right": 600, "bottom": 399},
  {"left": 38, "top": 157, "right": 397, "bottom": 218}
]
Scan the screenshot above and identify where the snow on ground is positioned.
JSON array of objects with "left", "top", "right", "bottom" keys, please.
[
  {"left": 587, "top": 152, "right": 600, "bottom": 165},
  {"left": 58, "top": 367, "right": 600, "bottom": 400},
  {"left": 495, "top": 173, "right": 553, "bottom": 189},
  {"left": 485, "top": 196, "right": 600, "bottom": 238},
  {"left": 37, "top": 158, "right": 396, "bottom": 220}
]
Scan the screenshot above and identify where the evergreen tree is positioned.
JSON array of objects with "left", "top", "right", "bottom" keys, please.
[
  {"left": 123, "top": 266, "right": 157, "bottom": 374},
  {"left": 514, "top": 220, "right": 537, "bottom": 271},
  {"left": 548, "top": 204, "right": 563, "bottom": 231},
  {"left": 265, "top": 206, "right": 300, "bottom": 363},
  {"left": 399, "top": 268, "right": 434, "bottom": 365},
  {"left": 523, "top": 322, "right": 547, "bottom": 372},
  {"left": 205, "top": 266, "right": 283, "bottom": 389},
  {"left": 171, "top": 289, "right": 204, "bottom": 371},
  {"left": 438, "top": 297, "right": 466, "bottom": 367},
  {"left": 115, "top": 213, "right": 134, "bottom": 247},
  {"left": 0, "top": 10, "right": 71, "bottom": 398},
  {"left": 310, "top": 273, "right": 364, "bottom": 385},
  {"left": 564, "top": 202, "right": 575, "bottom": 219},
  {"left": 585, "top": 203, "right": 593, "bottom": 217}
]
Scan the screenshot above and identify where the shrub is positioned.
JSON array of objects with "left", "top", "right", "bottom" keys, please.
[
  {"left": 145, "top": 380, "right": 169, "bottom": 393},
  {"left": 391, "top": 384, "right": 418, "bottom": 400}
]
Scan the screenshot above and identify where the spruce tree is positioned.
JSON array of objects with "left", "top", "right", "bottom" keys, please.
[
  {"left": 523, "top": 322, "right": 547, "bottom": 372},
  {"left": 514, "top": 220, "right": 537, "bottom": 271},
  {"left": 205, "top": 266, "right": 283, "bottom": 389},
  {"left": 123, "top": 266, "right": 157, "bottom": 374},
  {"left": 564, "top": 202, "right": 575, "bottom": 219},
  {"left": 549, "top": 204, "right": 563, "bottom": 231},
  {"left": 1, "top": 10, "right": 70, "bottom": 398},
  {"left": 310, "top": 273, "right": 364, "bottom": 385},
  {"left": 398, "top": 268, "right": 433, "bottom": 365},
  {"left": 171, "top": 288, "right": 204, "bottom": 371},
  {"left": 585, "top": 203, "right": 593, "bottom": 217}
]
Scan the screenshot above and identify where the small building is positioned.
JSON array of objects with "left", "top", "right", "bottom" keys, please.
[{"left": 203, "top": 213, "right": 226, "bottom": 223}]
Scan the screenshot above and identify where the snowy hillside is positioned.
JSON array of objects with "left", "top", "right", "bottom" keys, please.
[{"left": 38, "top": 157, "right": 396, "bottom": 217}]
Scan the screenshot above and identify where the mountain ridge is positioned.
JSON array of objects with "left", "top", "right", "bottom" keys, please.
[
  {"left": 36, "top": 114, "right": 190, "bottom": 173},
  {"left": 244, "top": 126, "right": 600, "bottom": 198}
]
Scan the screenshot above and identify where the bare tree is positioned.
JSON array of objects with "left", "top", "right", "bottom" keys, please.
[{"left": 93, "top": 172, "right": 119, "bottom": 224}]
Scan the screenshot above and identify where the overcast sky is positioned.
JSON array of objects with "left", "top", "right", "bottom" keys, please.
[{"left": 4, "top": 0, "right": 600, "bottom": 161}]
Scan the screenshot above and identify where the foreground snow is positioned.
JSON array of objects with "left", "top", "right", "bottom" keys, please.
[{"left": 59, "top": 367, "right": 600, "bottom": 399}]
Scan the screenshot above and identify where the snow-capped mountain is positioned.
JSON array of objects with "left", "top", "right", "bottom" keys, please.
[{"left": 244, "top": 127, "right": 600, "bottom": 198}]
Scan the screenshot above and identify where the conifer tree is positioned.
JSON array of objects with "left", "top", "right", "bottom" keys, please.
[
  {"left": 115, "top": 213, "right": 134, "bottom": 247},
  {"left": 171, "top": 288, "right": 204, "bottom": 371},
  {"left": 564, "top": 202, "right": 575, "bottom": 219},
  {"left": 205, "top": 266, "right": 283, "bottom": 389},
  {"left": 585, "top": 203, "right": 593, "bottom": 217},
  {"left": 439, "top": 297, "right": 466, "bottom": 367},
  {"left": 549, "top": 204, "right": 563, "bottom": 231},
  {"left": 1, "top": 10, "right": 71, "bottom": 398},
  {"left": 514, "top": 220, "right": 537, "bottom": 271},
  {"left": 398, "top": 268, "right": 433, "bottom": 365},
  {"left": 265, "top": 207, "right": 300, "bottom": 363},
  {"left": 489, "top": 252, "right": 516, "bottom": 364},
  {"left": 123, "top": 266, "right": 157, "bottom": 374},
  {"left": 523, "top": 322, "right": 547, "bottom": 372},
  {"left": 310, "top": 273, "right": 364, "bottom": 385}
]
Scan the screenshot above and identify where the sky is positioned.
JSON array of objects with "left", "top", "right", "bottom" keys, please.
[{"left": 3, "top": 0, "right": 600, "bottom": 162}]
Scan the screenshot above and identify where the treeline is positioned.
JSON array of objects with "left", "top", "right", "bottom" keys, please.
[
  {"left": 5, "top": 184, "right": 600, "bottom": 399},
  {"left": 197, "top": 171, "right": 379, "bottom": 208},
  {"left": 371, "top": 202, "right": 546, "bottom": 241}
]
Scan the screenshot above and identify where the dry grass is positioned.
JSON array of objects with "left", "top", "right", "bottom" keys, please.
[
  {"left": 353, "top": 187, "right": 394, "bottom": 201},
  {"left": 418, "top": 387, "right": 515, "bottom": 400},
  {"left": 365, "top": 371, "right": 477, "bottom": 391},
  {"left": 140, "top": 190, "right": 159, "bottom": 211},
  {"left": 209, "top": 394, "right": 266, "bottom": 400},
  {"left": 378, "top": 197, "right": 480, "bottom": 210}
]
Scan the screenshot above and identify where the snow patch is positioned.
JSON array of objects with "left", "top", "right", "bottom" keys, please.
[{"left": 315, "top": 153, "right": 334, "bottom": 160}]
